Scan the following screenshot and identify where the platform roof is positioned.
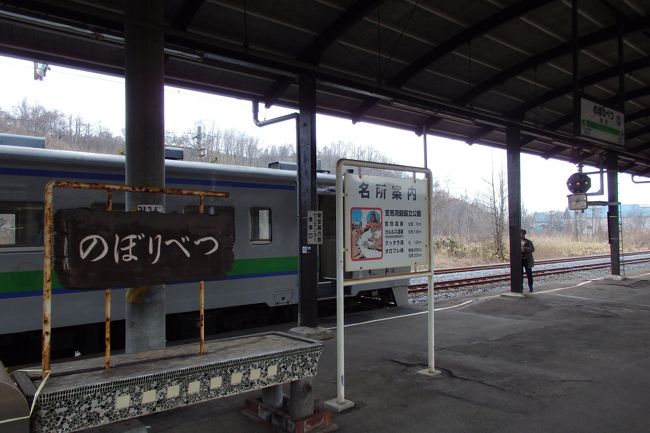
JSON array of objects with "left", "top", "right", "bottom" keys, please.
[{"left": 1, "top": 1, "right": 649, "bottom": 176}]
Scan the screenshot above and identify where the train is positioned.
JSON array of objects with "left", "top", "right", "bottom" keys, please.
[{"left": 0, "top": 142, "right": 409, "bottom": 365}]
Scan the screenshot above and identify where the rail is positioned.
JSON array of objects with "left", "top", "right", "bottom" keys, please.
[
  {"left": 432, "top": 251, "right": 650, "bottom": 275},
  {"left": 410, "top": 252, "right": 650, "bottom": 292}
]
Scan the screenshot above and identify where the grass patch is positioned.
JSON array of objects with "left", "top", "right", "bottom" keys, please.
[{"left": 433, "top": 234, "right": 648, "bottom": 269}]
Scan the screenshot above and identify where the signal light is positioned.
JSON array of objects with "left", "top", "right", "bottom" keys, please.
[{"left": 566, "top": 172, "right": 592, "bottom": 194}]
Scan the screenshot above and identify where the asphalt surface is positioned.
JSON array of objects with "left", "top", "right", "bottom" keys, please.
[{"left": 87, "top": 268, "right": 650, "bottom": 433}]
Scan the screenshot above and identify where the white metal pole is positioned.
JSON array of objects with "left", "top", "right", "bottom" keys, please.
[
  {"left": 335, "top": 161, "right": 345, "bottom": 403},
  {"left": 422, "top": 130, "right": 439, "bottom": 376},
  {"left": 428, "top": 273, "right": 434, "bottom": 370},
  {"left": 426, "top": 130, "right": 433, "bottom": 371},
  {"left": 426, "top": 171, "right": 439, "bottom": 375},
  {"left": 325, "top": 160, "right": 355, "bottom": 412},
  {"left": 423, "top": 126, "right": 428, "bottom": 170}
]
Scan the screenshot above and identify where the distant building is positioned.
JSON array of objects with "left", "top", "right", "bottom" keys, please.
[
  {"left": 530, "top": 210, "right": 567, "bottom": 233},
  {"left": 530, "top": 204, "right": 650, "bottom": 237}
]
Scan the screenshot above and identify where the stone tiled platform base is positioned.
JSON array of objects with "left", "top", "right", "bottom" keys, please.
[{"left": 32, "top": 332, "right": 322, "bottom": 433}]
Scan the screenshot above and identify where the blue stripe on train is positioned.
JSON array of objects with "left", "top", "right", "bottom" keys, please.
[
  {"left": 0, "top": 167, "right": 123, "bottom": 181},
  {"left": 0, "top": 167, "right": 296, "bottom": 191},
  {"left": 166, "top": 176, "right": 295, "bottom": 191}
]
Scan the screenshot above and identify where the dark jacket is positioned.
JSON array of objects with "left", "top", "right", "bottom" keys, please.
[{"left": 522, "top": 237, "right": 535, "bottom": 268}]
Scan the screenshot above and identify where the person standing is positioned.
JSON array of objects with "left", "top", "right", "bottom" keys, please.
[{"left": 521, "top": 229, "right": 535, "bottom": 293}]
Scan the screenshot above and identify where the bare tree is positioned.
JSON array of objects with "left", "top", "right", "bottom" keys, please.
[
  {"left": 588, "top": 206, "right": 606, "bottom": 240},
  {"left": 1, "top": 99, "right": 124, "bottom": 153},
  {"left": 317, "top": 140, "right": 394, "bottom": 174},
  {"left": 625, "top": 205, "right": 649, "bottom": 236},
  {"left": 480, "top": 164, "right": 507, "bottom": 260}
]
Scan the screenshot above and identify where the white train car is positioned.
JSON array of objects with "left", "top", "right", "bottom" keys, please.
[{"left": 0, "top": 144, "right": 407, "bottom": 365}]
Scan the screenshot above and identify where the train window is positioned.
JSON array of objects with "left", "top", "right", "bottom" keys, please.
[
  {"left": 0, "top": 202, "right": 44, "bottom": 247},
  {"left": 250, "top": 207, "right": 272, "bottom": 244}
]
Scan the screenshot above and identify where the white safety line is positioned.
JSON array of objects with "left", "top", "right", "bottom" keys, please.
[
  {"left": 546, "top": 293, "right": 593, "bottom": 300},
  {"left": 485, "top": 270, "right": 650, "bottom": 300},
  {"left": 547, "top": 292, "right": 650, "bottom": 308},
  {"left": 535, "top": 270, "right": 650, "bottom": 295},
  {"left": 323, "top": 271, "right": 650, "bottom": 331},
  {"left": 477, "top": 276, "right": 605, "bottom": 301},
  {"left": 534, "top": 278, "right": 602, "bottom": 294},
  {"left": 325, "top": 300, "right": 473, "bottom": 330}
]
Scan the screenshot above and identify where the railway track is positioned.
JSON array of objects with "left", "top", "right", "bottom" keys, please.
[{"left": 409, "top": 251, "right": 650, "bottom": 292}]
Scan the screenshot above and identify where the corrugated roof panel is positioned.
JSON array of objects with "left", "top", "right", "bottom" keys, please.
[{"left": 0, "top": 0, "right": 648, "bottom": 174}]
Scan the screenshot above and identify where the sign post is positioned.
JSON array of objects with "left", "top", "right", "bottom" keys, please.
[
  {"left": 325, "top": 160, "right": 437, "bottom": 413},
  {"left": 41, "top": 180, "right": 231, "bottom": 376}
]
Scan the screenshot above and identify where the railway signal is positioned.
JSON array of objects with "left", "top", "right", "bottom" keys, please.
[{"left": 567, "top": 171, "right": 592, "bottom": 211}]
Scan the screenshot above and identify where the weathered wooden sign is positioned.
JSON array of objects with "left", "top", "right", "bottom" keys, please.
[{"left": 53, "top": 208, "right": 235, "bottom": 289}]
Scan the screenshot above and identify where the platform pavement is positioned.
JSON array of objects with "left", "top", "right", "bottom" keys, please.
[{"left": 86, "top": 268, "right": 650, "bottom": 433}]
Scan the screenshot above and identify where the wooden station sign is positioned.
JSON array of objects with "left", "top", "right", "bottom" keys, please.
[{"left": 53, "top": 208, "right": 235, "bottom": 289}]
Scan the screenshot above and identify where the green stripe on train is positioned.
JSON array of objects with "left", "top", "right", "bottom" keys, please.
[
  {"left": 0, "top": 256, "right": 298, "bottom": 294},
  {"left": 0, "top": 270, "right": 61, "bottom": 294},
  {"left": 227, "top": 256, "right": 298, "bottom": 276}
]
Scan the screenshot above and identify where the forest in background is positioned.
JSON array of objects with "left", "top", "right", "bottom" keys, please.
[{"left": 2, "top": 99, "right": 647, "bottom": 267}]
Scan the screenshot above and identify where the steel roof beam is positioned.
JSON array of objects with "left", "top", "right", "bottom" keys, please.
[
  {"left": 627, "top": 142, "right": 650, "bottom": 152},
  {"left": 391, "top": 0, "right": 553, "bottom": 88},
  {"left": 620, "top": 161, "right": 638, "bottom": 171},
  {"left": 0, "top": 0, "right": 123, "bottom": 33},
  {"left": 530, "top": 96, "right": 650, "bottom": 159},
  {"left": 541, "top": 144, "right": 568, "bottom": 159},
  {"left": 512, "top": 56, "right": 650, "bottom": 117},
  {"left": 521, "top": 85, "right": 650, "bottom": 151},
  {"left": 3, "top": 1, "right": 650, "bottom": 173},
  {"left": 627, "top": 125, "right": 650, "bottom": 142},
  {"left": 418, "top": 16, "right": 650, "bottom": 135},
  {"left": 351, "top": 0, "right": 553, "bottom": 122},
  {"left": 622, "top": 85, "right": 650, "bottom": 102},
  {"left": 456, "top": 16, "right": 650, "bottom": 105},
  {"left": 466, "top": 56, "right": 650, "bottom": 145},
  {"left": 299, "top": 0, "right": 386, "bottom": 64},
  {"left": 261, "top": 0, "right": 386, "bottom": 107},
  {"left": 628, "top": 107, "right": 650, "bottom": 123},
  {"left": 170, "top": 0, "right": 205, "bottom": 31},
  {"left": 0, "top": 16, "right": 124, "bottom": 75}
]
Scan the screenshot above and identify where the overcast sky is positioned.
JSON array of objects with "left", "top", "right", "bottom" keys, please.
[{"left": 1, "top": 55, "right": 648, "bottom": 212}]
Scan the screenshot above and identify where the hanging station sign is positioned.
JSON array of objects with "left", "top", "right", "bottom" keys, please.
[
  {"left": 578, "top": 96, "right": 624, "bottom": 146},
  {"left": 53, "top": 208, "right": 235, "bottom": 289},
  {"left": 344, "top": 174, "right": 429, "bottom": 271}
]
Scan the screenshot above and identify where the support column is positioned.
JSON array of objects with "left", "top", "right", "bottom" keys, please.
[
  {"left": 289, "top": 378, "right": 314, "bottom": 419},
  {"left": 506, "top": 126, "right": 523, "bottom": 293},
  {"left": 607, "top": 151, "right": 621, "bottom": 276},
  {"left": 297, "top": 75, "right": 318, "bottom": 327},
  {"left": 262, "top": 385, "right": 284, "bottom": 408},
  {"left": 124, "top": 0, "right": 166, "bottom": 353}
]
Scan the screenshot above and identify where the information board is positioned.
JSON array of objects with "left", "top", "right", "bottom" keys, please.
[
  {"left": 307, "top": 210, "right": 323, "bottom": 245},
  {"left": 567, "top": 193, "right": 588, "bottom": 211},
  {"left": 344, "top": 174, "right": 429, "bottom": 271}
]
